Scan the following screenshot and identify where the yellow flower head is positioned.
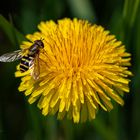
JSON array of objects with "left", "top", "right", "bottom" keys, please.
[{"left": 15, "top": 18, "right": 132, "bottom": 123}]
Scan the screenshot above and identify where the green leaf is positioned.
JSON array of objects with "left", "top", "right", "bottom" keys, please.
[
  {"left": 0, "top": 15, "right": 26, "bottom": 47},
  {"left": 67, "top": 0, "right": 96, "bottom": 22}
]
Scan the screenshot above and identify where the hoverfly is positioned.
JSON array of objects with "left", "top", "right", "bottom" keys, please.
[{"left": 0, "top": 39, "right": 44, "bottom": 80}]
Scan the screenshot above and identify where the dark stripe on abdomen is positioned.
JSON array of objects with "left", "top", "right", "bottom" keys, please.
[
  {"left": 20, "top": 55, "right": 34, "bottom": 72},
  {"left": 22, "top": 55, "right": 33, "bottom": 61},
  {"left": 20, "top": 60, "right": 29, "bottom": 67},
  {"left": 20, "top": 64, "right": 29, "bottom": 72}
]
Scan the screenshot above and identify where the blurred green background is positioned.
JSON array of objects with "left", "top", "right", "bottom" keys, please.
[{"left": 0, "top": 0, "right": 139, "bottom": 140}]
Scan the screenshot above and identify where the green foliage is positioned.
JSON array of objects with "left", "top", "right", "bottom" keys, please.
[
  {"left": 0, "top": 0, "right": 140, "bottom": 140},
  {"left": 0, "top": 15, "right": 25, "bottom": 46}
]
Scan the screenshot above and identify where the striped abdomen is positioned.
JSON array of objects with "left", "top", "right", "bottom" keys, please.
[{"left": 20, "top": 55, "right": 34, "bottom": 72}]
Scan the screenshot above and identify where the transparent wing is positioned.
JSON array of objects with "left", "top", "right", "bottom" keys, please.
[
  {"left": 0, "top": 50, "right": 22, "bottom": 62},
  {"left": 29, "top": 54, "right": 40, "bottom": 80}
]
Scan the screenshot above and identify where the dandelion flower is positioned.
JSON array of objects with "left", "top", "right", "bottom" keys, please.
[{"left": 15, "top": 18, "right": 132, "bottom": 123}]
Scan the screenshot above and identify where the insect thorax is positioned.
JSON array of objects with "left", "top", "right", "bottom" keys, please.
[{"left": 29, "top": 44, "right": 40, "bottom": 55}]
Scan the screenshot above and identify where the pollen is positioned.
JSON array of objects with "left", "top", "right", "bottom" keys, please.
[{"left": 15, "top": 18, "right": 132, "bottom": 123}]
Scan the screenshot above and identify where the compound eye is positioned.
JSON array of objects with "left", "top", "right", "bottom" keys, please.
[
  {"left": 41, "top": 42, "right": 44, "bottom": 48},
  {"left": 39, "top": 41, "right": 44, "bottom": 48},
  {"left": 34, "top": 40, "right": 44, "bottom": 48}
]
